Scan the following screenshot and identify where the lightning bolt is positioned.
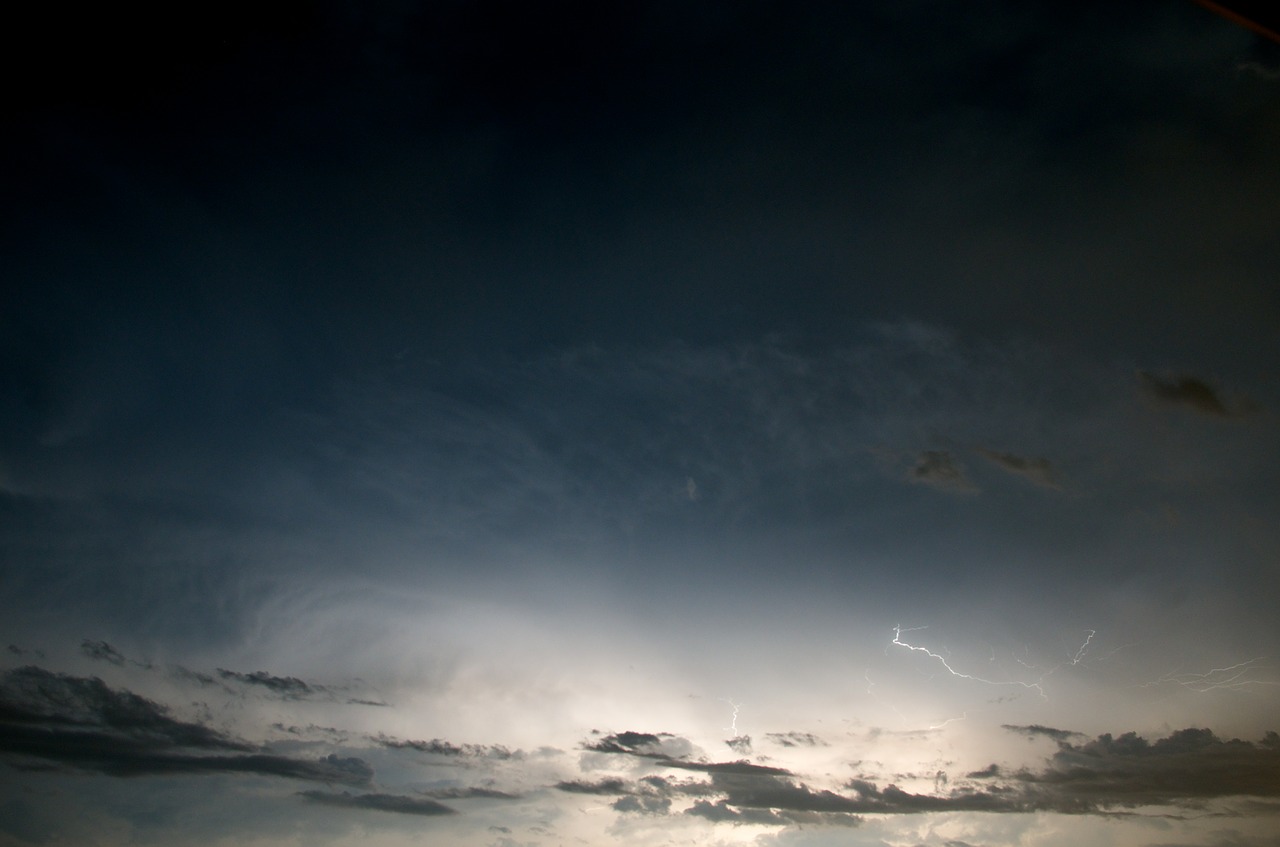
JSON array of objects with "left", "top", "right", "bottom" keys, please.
[
  {"left": 720, "top": 698, "right": 743, "bottom": 737},
  {"left": 1070, "top": 630, "right": 1096, "bottom": 665},
  {"left": 1148, "top": 658, "right": 1279, "bottom": 693},
  {"left": 927, "top": 711, "right": 968, "bottom": 731},
  {"left": 891, "top": 625, "right": 1049, "bottom": 699}
]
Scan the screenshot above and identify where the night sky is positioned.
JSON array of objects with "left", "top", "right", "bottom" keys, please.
[{"left": 4, "top": 2, "right": 1280, "bottom": 846}]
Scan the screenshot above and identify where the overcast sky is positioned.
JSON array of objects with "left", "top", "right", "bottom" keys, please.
[{"left": 4, "top": 2, "right": 1280, "bottom": 846}]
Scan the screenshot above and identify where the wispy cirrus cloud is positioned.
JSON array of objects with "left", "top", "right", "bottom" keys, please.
[{"left": 977, "top": 448, "right": 1060, "bottom": 489}]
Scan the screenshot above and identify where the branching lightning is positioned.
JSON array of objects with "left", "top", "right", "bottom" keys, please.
[
  {"left": 891, "top": 625, "right": 1050, "bottom": 699},
  {"left": 1147, "top": 658, "right": 1280, "bottom": 693}
]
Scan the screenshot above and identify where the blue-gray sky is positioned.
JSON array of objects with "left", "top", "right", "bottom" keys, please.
[{"left": 4, "top": 2, "right": 1280, "bottom": 845}]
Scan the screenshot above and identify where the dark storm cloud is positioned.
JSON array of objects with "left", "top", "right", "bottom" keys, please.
[
  {"left": 583, "top": 731, "right": 671, "bottom": 756},
  {"left": 216, "top": 668, "right": 324, "bottom": 699},
  {"left": 1013, "top": 728, "right": 1280, "bottom": 810},
  {"left": 271, "top": 723, "right": 350, "bottom": 743},
  {"left": 0, "top": 666, "right": 246, "bottom": 750},
  {"left": 908, "top": 451, "right": 976, "bottom": 493},
  {"left": 1003, "top": 724, "right": 1086, "bottom": 742},
  {"left": 79, "top": 639, "right": 128, "bottom": 665},
  {"left": 0, "top": 666, "right": 373, "bottom": 785},
  {"left": 682, "top": 774, "right": 867, "bottom": 827},
  {"left": 595, "top": 727, "right": 1280, "bottom": 824},
  {"left": 724, "top": 735, "right": 753, "bottom": 754},
  {"left": 976, "top": 449, "right": 1060, "bottom": 489},
  {"left": 1138, "top": 371, "right": 1231, "bottom": 416},
  {"left": 378, "top": 735, "right": 518, "bottom": 760},
  {"left": 765, "top": 731, "right": 827, "bottom": 748},
  {"left": 555, "top": 778, "right": 629, "bottom": 795},
  {"left": 298, "top": 790, "right": 457, "bottom": 816}
]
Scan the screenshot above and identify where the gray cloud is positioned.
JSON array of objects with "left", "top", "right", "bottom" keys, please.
[
  {"left": 908, "top": 451, "right": 976, "bottom": 493},
  {"left": 1138, "top": 371, "right": 1230, "bottom": 416},
  {"left": 724, "top": 735, "right": 752, "bottom": 754},
  {"left": 80, "top": 639, "right": 127, "bottom": 665},
  {"left": 298, "top": 790, "right": 457, "bottom": 816},
  {"left": 216, "top": 668, "right": 324, "bottom": 699},
  {"left": 765, "top": 732, "right": 826, "bottom": 748},
  {"left": 1002, "top": 724, "right": 1086, "bottom": 742},
  {"left": 378, "top": 735, "right": 517, "bottom": 759},
  {"left": 977, "top": 448, "right": 1060, "bottom": 489}
]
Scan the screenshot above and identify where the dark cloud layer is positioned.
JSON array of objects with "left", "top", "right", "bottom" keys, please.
[
  {"left": 1019, "top": 728, "right": 1280, "bottom": 810},
  {"left": 299, "top": 790, "right": 457, "bottom": 816},
  {"left": 1003, "top": 724, "right": 1086, "bottom": 742},
  {"left": 216, "top": 668, "right": 323, "bottom": 699},
  {"left": 568, "top": 726, "right": 1280, "bottom": 825},
  {"left": 378, "top": 735, "right": 517, "bottom": 760},
  {"left": 0, "top": 667, "right": 371, "bottom": 785}
]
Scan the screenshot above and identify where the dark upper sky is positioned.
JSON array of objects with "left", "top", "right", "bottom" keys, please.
[{"left": 3, "top": 3, "right": 1280, "bottom": 846}]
